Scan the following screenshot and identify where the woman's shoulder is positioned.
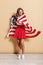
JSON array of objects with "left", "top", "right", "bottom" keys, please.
[{"left": 11, "top": 15, "right": 17, "bottom": 20}]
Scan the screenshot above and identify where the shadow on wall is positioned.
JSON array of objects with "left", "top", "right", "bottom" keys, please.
[
  {"left": 5, "top": 13, "right": 18, "bottom": 54},
  {"left": 9, "top": 37, "right": 18, "bottom": 54}
]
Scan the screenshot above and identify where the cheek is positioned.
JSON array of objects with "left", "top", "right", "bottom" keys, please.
[
  {"left": 19, "top": 11, "right": 23, "bottom": 15},
  {"left": 19, "top": 12, "right": 22, "bottom": 15}
]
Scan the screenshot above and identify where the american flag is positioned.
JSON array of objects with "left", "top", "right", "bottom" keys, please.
[{"left": 7, "top": 15, "right": 41, "bottom": 38}]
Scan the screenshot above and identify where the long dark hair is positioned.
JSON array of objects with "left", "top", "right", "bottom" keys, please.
[{"left": 16, "top": 8, "right": 24, "bottom": 17}]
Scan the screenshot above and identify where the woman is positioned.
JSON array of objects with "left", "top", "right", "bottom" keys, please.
[
  {"left": 7, "top": 8, "right": 41, "bottom": 59},
  {"left": 14, "top": 8, "right": 27, "bottom": 59}
]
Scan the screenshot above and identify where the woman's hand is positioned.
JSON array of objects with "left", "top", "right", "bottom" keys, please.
[
  {"left": 7, "top": 34, "right": 9, "bottom": 38},
  {"left": 4, "top": 34, "right": 9, "bottom": 39}
]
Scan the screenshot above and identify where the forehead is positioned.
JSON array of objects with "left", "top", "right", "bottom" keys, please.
[{"left": 19, "top": 9, "right": 23, "bottom": 12}]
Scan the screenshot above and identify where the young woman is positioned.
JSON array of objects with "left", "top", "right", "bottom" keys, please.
[
  {"left": 14, "top": 8, "right": 27, "bottom": 59},
  {"left": 7, "top": 8, "right": 41, "bottom": 59}
]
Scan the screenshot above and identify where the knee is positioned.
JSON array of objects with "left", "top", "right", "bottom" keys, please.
[
  {"left": 21, "top": 40, "right": 24, "bottom": 47},
  {"left": 21, "top": 43, "right": 24, "bottom": 48}
]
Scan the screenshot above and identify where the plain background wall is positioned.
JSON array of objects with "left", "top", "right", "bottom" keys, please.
[{"left": 0, "top": 0, "right": 43, "bottom": 53}]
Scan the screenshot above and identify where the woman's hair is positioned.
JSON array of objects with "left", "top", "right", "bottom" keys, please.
[{"left": 16, "top": 8, "right": 24, "bottom": 17}]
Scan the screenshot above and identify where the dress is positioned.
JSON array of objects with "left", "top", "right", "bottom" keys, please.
[{"left": 14, "top": 25, "right": 26, "bottom": 39}]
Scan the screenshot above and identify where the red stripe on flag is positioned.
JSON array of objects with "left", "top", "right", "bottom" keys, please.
[
  {"left": 26, "top": 29, "right": 36, "bottom": 34},
  {"left": 26, "top": 31, "right": 41, "bottom": 38}
]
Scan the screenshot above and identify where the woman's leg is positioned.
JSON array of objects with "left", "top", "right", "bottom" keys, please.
[
  {"left": 17, "top": 39, "right": 22, "bottom": 54},
  {"left": 16, "top": 39, "right": 22, "bottom": 59},
  {"left": 16, "top": 39, "right": 25, "bottom": 59},
  {"left": 19, "top": 39, "right": 25, "bottom": 59},
  {"left": 20, "top": 39, "right": 25, "bottom": 54},
  {"left": 16, "top": 39, "right": 25, "bottom": 54},
  {"left": 17, "top": 39, "right": 25, "bottom": 54}
]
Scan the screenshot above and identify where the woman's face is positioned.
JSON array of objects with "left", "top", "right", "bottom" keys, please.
[{"left": 19, "top": 10, "right": 23, "bottom": 16}]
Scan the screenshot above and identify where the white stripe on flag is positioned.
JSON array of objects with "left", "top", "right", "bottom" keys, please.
[
  {"left": 17, "top": 14, "right": 25, "bottom": 20},
  {"left": 23, "top": 21, "right": 28, "bottom": 25},
  {"left": 11, "top": 25, "right": 17, "bottom": 28},
  {"left": 8, "top": 32, "right": 15, "bottom": 35},
  {"left": 10, "top": 29, "right": 16, "bottom": 31},
  {"left": 26, "top": 30, "right": 38, "bottom": 36},
  {"left": 19, "top": 18, "right": 27, "bottom": 22}
]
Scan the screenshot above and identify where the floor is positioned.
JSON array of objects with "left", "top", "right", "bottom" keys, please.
[{"left": 0, "top": 54, "right": 43, "bottom": 65}]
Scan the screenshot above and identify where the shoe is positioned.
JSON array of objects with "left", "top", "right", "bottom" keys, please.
[
  {"left": 21, "top": 54, "right": 24, "bottom": 59},
  {"left": 17, "top": 54, "right": 21, "bottom": 59}
]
